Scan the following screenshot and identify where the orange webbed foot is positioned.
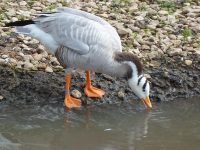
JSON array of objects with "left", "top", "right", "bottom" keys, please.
[
  {"left": 84, "top": 85, "right": 105, "bottom": 98},
  {"left": 64, "top": 94, "right": 81, "bottom": 108},
  {"left": 84, "top": 70, "right": 105, "bottom": 98}
]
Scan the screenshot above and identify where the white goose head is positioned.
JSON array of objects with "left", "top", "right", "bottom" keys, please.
[{"left": 115, "top": 52, "right": 152, "bottom": 108}]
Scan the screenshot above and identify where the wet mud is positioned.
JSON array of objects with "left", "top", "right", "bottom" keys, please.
[{"left": 0, "top": 54, "right": 200, "bottom": 107}]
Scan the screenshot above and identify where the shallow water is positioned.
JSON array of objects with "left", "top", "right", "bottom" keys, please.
[{"left": 0, "top": 97, "right": 200, "bottom": 150}]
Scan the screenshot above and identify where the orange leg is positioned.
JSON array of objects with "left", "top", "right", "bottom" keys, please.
[
  {"left": 64, "top": 74, "right": 81, "bottom": 108},
  {"left": 84, "top": 70, "right": 105, "bottom": 98}
]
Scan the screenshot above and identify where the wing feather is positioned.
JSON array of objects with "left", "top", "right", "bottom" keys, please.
[{"left": 33, "top": 7, "right": 122, "bottom": 54}]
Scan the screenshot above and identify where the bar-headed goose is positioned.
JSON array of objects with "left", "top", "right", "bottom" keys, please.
[{"left": 6, "top": 7, "right": 152, "bottom": 109}]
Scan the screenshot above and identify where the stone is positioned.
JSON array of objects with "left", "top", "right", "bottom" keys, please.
[
  {"left": 99, "top": 13, "right": 109, "bottom": 18},
  {"left": 24, "top": 62, "right": 34, "bottom": 70},
  {"left": 158, "top": 10, "right": 168, "bottom": 15},
  {"left": 9, "top": 58, "right": 17, "bottom": 65},
  {"left": 168, "top": 48, "right": 183, "bottom": 56},
  {"left": 2, "top": 55, "right": 8, "bottom": 59},
  {"left": 185, "top": 60, "right": 192, "bottom": 66},
  {"left": 142, "top": 45, "right": 150, "bottom": 50},
  {"left": 114, "top": 23, "right": 132, "bottom": 36},
  {"left": 6, "top": 9, "right": 16, "bottom": 17},
  {"left": 23, "top": 55, "right": 34, "bottom": 62},
  {"left": 71, "top": 89, "right": 82, "bottom": 98},
  {"left": 45, "top": 66, "right": 53, "bottom": 73},
  {"left": 33, "top": 53, "right": 43, "bottom": 61},
  {"left": 0, "top": 95, "right": 3, "bottom": 100},
  {"left": 0, "top": 58, "right": 5, "bottom": 64},
  {"left": 194, "top": 49, "right": 200, "bottom": 55},
  {"left": 117, "top": 27, "right": 132, "bottom": 36},
  {"left": 118, "top": 90, "right": 125, "bottom": 99},
  {"left": 37, "top": 63, "right": 47, "bottom": 69},
  {"left": 19, "top": 1, "right": 27, "bottom": 6},
  {"left": 11, "top": 17, "right": 18, "bottom": 22},
  {"left": 144, "top": 74, "right": 151, "bottom": 79},
  {"left": 169, "top": 34, "right": 177, "bottom": 40},
  {"left": 135, "top": 16, "right": 144, "bottom": 21}
]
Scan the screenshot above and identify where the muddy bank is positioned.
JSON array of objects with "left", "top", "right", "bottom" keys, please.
[{"left": 1, "top": 55, "right": 200, "bottom": 106}]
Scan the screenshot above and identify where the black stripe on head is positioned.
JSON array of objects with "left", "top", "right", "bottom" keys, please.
[
  {"left": 142, "top": 79, "right": 148, "bottom": 92},
  {"left": 114, "top": 52, "right": 143, "bottom": 75},
  {"left": 137, "top": 75, "right": 144, "bottom": 85}
]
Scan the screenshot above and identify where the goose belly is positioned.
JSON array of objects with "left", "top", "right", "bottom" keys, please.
[{"left": 56, "top": 47, "right": 114, "bottom": 74}]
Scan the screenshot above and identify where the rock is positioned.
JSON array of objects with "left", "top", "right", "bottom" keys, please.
[
  {"left": 19, "top": 1, "right": 27, "bottom": 6},
  {"left": 185, "top": 60, "right": 192, "bottom": 66},
  {"left": 114, "top": 23, "right": 132, "bottom": 36},
  {"left": 118, "top": 90, "right": 125, "bottom": 99},
  {"left": 11, "top": 17, "right": 18, "bottom": 22},
  {"left": 168, "top": 48, "right": 183, "bottom": 56},
  {"left": 144, "top": 74, "right": 151, "bottom": 79},
  {"left": 158, "top": 10, "right": 168, "bottom": 15},
  {"left": 169, "top": 34, "right": 177, "bottom": 40},
  {"left": 142, "top": 45, "right": 150, "bottom": 50},
  {"left": 47, "top": 0, "right": 57, "bottom": 3},
  {"left": 21, "top": 11, "right": 31, "bottom": 17},
  {"left": 131, "top": 48, "right": 140, "bottom": 54},
  {"left": 24, "top": 62, "right": 34, "bottom": 70},
  {"left": 50, "top": 57, "right": 60, "bottom": 65},
  {"left": 33, "top": 53, "right": 43, "bottom": 61},
  {"left": 194, "top": 49, "right": 200, "bottom": 55},
  {"left": 9, "top": 58, "right": 17, "bottom": 65},
  {"left": 45, "top": 66, "right": 53, "bottom": 73},
  {"left": 135, "top": 16, "right": 144, "bottom": 21},
  {"left": 37, "top": 63, "right": 47, "bottom": 69},
  {"left": 129, "top": 4, "right": 139, "bottom": 12},
  {"left": 23, "top": 55, "right": 34, "bottom": 62},
  {"left": 0, "top": 58, "right": 5, "bottom": 64},
  {"left": 0, "top": 95, "right": 3, "bottom": 100},
  {"left": 6, "top": 9, "right": 16, "bottom": 17},
  {"left": 71, "top": 89, "right": 82, "bottom": 98},
  {"left": 1, "top": 55, "right": 8, "bottom": 59},
  {"left": 99, "top": 13, "right": 109, "bottom": 18}
]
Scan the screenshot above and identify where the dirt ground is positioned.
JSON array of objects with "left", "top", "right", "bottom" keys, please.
[{"left": 1, "top": 53, "right": 200, "bottom": 107}]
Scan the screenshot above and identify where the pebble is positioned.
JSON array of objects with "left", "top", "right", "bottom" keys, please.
[
  {"left": 0, "top": 58, "right": 5, "bottom": 64},
  {"left": 118, "top": 90, "right": 125, "bottom": 99},
  {"left": 23, "top": 55, "right": 34, "bottom": 62},
  {"left": 185, "top": 60, "right": 193, "bottom": 66},
  {"left": 24, "top": 62, "right": 34, "bottom": 70},
  {"left": 135, "top": 16, "right": 144, "bottom": 21},
  {"left": 0, "top": 0, "right": 199, "bottom": 74},
  {"left": 45, "top": 66, "right": 53, "bottom": 73},
  {"left": 19, "top": 1, "right": 27, "bottom": 6},
  {"left": 2, "top": 55, "right": 8, "bottom": 59},
  {"left": 99, "top": 13, "right": 109, "bottom": 18},
  {"left": 168, "top": 48, "right": 183, "bottom": 56},
  {"left": 9, "top": 58, "right": 17, "bottom": 65},
  {"left": 117, "top": 27, "right": 132, "bottom": 36},
  {"left": 33, "top": 53, "right": 43, "bottom": 61},
  {"left": 71, "top": 89, "right": 82, "bottom": 98},
  {"left": 158, "top": 10, "right": 168, "bottom": 15},
  {"left": 37, "top": 63, "right": 47, "bottom": 69},
  {"left": 0, "top": 95, "right": 3, "bottom": 100}
]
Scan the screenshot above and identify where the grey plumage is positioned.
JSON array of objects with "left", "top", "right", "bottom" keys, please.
[{"left": 6, "top": 7, "right": 136, "bottom": 78}]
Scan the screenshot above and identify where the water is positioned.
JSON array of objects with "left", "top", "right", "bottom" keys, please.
[{"left": 0, "top": 97, "right": 200, "bottom": 150}]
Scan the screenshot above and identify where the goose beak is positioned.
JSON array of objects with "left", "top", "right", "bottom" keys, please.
[{"left": 142, "top": 96, "right": 152, "bottom": 108}]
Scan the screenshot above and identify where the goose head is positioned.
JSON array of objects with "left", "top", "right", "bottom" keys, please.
[{"left": 115, "top": 52, "right": 152, "bottom": 108}]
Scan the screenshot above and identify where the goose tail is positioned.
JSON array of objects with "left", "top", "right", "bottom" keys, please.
[{"left": 5, "top": 20, "right": 35, "bottom": 35}]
